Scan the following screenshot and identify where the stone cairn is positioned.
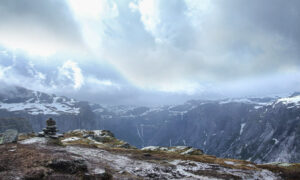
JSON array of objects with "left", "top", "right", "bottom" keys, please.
[
  {"left": 44, "top": 118, "right": 58, "bottom": 136},
  {"left": 38, "top": 118, "right": 63, "bottom": 138}
]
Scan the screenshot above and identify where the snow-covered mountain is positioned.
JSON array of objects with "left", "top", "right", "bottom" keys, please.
[
  {"left": 1, "top": 85, "right": 300, "bottom": 164},
  {"left": 93, "top": 94, "right": 300, "bottom": 163},
  {"left": 0, "top": 86, "right": 80, "bottom": 115},
  {"left": 0, "top": 86, "right": 96, "bottom": 132}
]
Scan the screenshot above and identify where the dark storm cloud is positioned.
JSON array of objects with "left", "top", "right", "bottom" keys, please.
[
  {"left": 214, "top": 0, "right": 300, "bottom": 70},
  {"left": 219, "top": 0, "right": 300, "bottom": 42}
]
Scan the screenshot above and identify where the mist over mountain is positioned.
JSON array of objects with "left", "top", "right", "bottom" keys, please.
[
  {"left": 0, "top": 1, "right": 300, "bottom": 179},
  {"left": 0, "top": 86, "right": 299, "bottom": 164}
]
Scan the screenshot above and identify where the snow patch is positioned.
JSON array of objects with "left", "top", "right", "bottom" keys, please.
[
  {"left": 141, "top": 146, "right": 168, "bottom": 151},
  {"left": 93, "top": 168, "right": 105, "bottom": 174},
  {"left": 240, "top": 123, "right": 246, "bottom": 135},
  {"left": 62, "top": 137, "right": 81, "bottom": 142},
  {"left": 0, "top": 101, "right": 80, "bottom": 115},
  {"left": 254, "top": 105, "right": 263, "bottom": 109},
  {"left": 171, "top": 160, "right": 278, "bottom": 180},
  {"left": 19, "top": 137, "right": 47, "bottom": 144},
  {"left": 276, "top": 95, "right": 300, "bottom": 106},
  {"left": 169, "top": 146, "right": 189, "bottom": 151},
  {"left": 224, "top": 161, "right": 236, "bottom": 165},
  {"left": 219, "top": 98, "right": 273, "bottom": 106},
  {"left": 272, "top": 138, "right": 279, "bottom": 145},
  {"left": 92, "top": 130, "right": 103, "bottom": 136},
  {"left": 278, "top": 163, "right": 292, "bottom": 167},
  {"left": 181, "top": 148, "right": 196, "bottom": 155}
]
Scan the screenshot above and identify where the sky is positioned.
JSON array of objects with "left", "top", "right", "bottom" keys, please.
[{"left": 0, "top": 0, "right": 299, "bottom": 105}]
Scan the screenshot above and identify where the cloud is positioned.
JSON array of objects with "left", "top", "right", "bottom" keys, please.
[
  {"left": 67, "top": 0, "right": 119, "bottom": 20},
  {"left": 92, "top": 0, "right": 300, "bottom": 94},
  {"left": 59, "top": 60, "right": 84, "bottom": 89},
  {"left": 0, "top": 0, "right": 300, "bottom": 105},
  {"left": 0, "top": 52, "right": 129, "bottom": 104},
  {"left": 0, "top": 0, "right": 85, "bottom": 56},
  {"left": 86, "top": 77, "right": 120, "bottom": 90}
]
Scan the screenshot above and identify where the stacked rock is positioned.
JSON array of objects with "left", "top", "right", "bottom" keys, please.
[
  {"left": 43, "top": 118, "right": 58, "bottom": 136},
  {"left": 38, "top": 118, "right": 63, "bottom": 138}
]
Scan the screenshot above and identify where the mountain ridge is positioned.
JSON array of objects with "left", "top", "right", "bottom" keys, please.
[{"left": 0, "top": 86, "right": 299, "bottom": 164}]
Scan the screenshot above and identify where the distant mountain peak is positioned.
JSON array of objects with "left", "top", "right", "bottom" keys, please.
[
  {"left": 290, "top": 92, "right": 300, "bottom": 97},
  {"left": 0, "top": 86, "right": 80, "bottom": 115}
]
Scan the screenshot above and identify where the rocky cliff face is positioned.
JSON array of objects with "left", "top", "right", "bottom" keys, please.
[
  {"left": 1, "top": 86, "right": 299, "bottom": 164},
  {"left": 0, "top": 117, "right": 33, "bottom": 133},
  {"left": 94, "top": 95, "right": 300, "bottom": 163}
]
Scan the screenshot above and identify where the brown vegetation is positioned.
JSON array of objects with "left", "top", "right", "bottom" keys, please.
[
  {"left": 257, "top": 164, "right": 300, "bottom": 180},
  {"left": 0, "top": 143, "right": 90, "bottom": 180}
]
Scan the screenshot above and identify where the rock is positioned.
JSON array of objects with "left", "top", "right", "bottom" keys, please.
[
  {"left": 46, "top": 158, "right": 87, "bottom": 174},
  {"left": 117, "top": 143, "right": 131, "bottom": 149},
  {"left": 141, "top": 146, "right": 203, "bottom": 156},
  {"left": 46, "top": 118, "right": 56, "bottom": 126},
  {"left": 100, "top": 130, "right": 114, "bottom": 137},
  {"left": 48, "top": 134, "right": 63, "bottom": 139},
  {"left": 169, "top": 146, "right": 190, "bottom": 151},
  {"left": 43, "top": 118, "right": 61, "bottom": 139},
  {"left": 0, "top": 129, "right": 18, "bottom": 144},
  {"left": 84, "top": 172, "right": 113, "bottom": 180},
  {"left": 83, "top": 134, "right": 91, "bottom": 138},
  {"left": 146, "top": 173, "right": 160, "bottom": 179},
  {"left": 141, "top": 146, "right": 168, "bottom": 151},
  {"left": 143, "top": 153, "right": 152, "bottom": 157},
  {"left": 37, "top": 132, "right": 45, "bottom": 137},
  {"left": 24, "top": 167, "right": 52, "bottom": 180},
  {"left": 0, "top": 162, "right": 8, "bottom": 172},
  {"left": 181, "top": 148, "right": 203, "bottom": 155},
  {"left": 48, "top": 135, "right": 59, "bottom": 139}
]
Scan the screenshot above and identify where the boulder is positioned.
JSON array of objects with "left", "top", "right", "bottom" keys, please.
[
  {"left": 0, "top": 129, "right": 18, "bottom": 144},
  {"left": 24, "top": 167, "right": 52, "bottom": 180},
  {"left": 46, "top": 158, "right": 87, "bottom": 174},
  {"left": 37, "top": 132, "right": 45, "bottom": 137},
  {"left": 84, "top": 171, "right": 112, "bottom": 180}
]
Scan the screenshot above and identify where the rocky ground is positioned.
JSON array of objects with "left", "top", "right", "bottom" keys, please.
[{"left": 0, "top": 130, "right": 299, "bottom": 180}]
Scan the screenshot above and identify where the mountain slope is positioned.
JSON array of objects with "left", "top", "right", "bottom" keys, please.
[
  {"left": 0, "top": 86, "right": 299, "bottom": 164},
  {"left": 94, "top": 95, "right": 300, "bottom": 163},
  {"left": 0, "top": 86, "right": 97, "bottom": 132}
]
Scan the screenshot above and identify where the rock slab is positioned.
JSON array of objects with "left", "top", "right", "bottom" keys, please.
[{"left": 0, "top": 129, "right": 18, "bottom": 144}]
